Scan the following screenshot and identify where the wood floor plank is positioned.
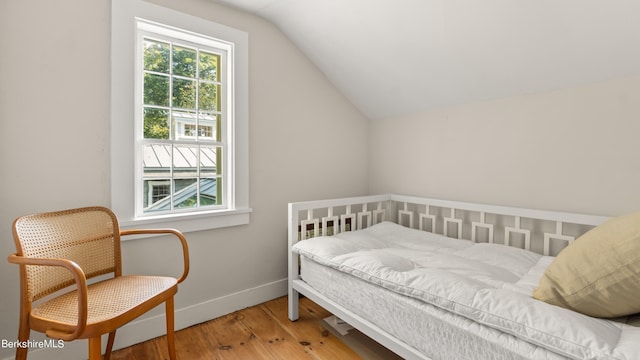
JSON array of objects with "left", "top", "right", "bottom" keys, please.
[
  {"left": 173, "top": 322, "right": 217, "bottom": 360},
  {"left": 202, "top": 311, "right": 274, "bottom": 360},
  {"left": 298, "top": 297, "right": 334, "bottom": 321},
  {"left": 111, "top": 296, "right": 364, "bottom": 360},
  {"left": 262, "top": 296, "right": 363, "bottom": 360},
  {"left": 237, "top": 304, "right": 314, "bottom": 359},
  {"left": 111, "top": 336, "right": 166, "bottom": 360}
]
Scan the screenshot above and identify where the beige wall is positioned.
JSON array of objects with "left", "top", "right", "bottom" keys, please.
[
  {"left": 0, "top": 0, "right": 369, "bottom": 358},
  {"left": 369, "top": 76, "right": 640, "bottom": 216}
]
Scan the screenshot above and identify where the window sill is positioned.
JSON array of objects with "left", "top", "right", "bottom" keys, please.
[{"left": 119, "top": 208, "right": 252, "bottom": 239}]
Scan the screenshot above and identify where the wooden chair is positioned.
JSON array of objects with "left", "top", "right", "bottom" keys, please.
[{"left": 7, "top": 206, "right": 189, "bottom": 360}]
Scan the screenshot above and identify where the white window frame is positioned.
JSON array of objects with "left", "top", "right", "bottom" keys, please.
[
  {"left": 111, "top": 0, "right": 250, "bottom": 233},
  {"left": 136, "top": 20, "right": 229, "bottom": 216}
]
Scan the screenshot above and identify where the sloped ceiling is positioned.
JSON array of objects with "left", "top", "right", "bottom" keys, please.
[{"left": 212, "top": 0, "right": 640, "bottom": 120}]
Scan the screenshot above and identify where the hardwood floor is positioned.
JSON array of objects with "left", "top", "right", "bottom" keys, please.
[{"left": 111, "top": 296, "right": 368, "bottom": 360}]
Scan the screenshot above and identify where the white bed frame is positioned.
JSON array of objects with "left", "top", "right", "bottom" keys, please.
[{"left": 288, "top": 194, "right": 608, "bottom": 360}]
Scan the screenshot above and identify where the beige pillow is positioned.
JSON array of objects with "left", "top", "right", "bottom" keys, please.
[{"left": 533, "top": 212, "right": 640, "bottom": 318}]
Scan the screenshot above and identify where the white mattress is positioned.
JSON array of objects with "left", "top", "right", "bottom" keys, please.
[
  {"left": 293, "top": 222, "right": 640, "bottom": 360},
  {"left": 301, "top": 257, "right": 568, "bottom": 360}
]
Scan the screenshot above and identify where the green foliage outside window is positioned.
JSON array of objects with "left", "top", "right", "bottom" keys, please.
[{"left": 142, "top": 39, "right": 220, "bottom": 139}]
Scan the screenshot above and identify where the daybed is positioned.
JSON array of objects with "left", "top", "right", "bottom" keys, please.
[{"left": 287, "top": 194, "right": 640, "bottom": 360}]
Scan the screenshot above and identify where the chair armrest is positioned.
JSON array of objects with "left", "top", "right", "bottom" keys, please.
[
  {"left": 7, "top": 254, "right": 88, "bottom": 341},
  {"left": 120, "top": 228, "right": 190, "bottom": 283}
]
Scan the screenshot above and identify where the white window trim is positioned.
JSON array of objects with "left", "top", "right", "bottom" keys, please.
[{"left": 111, "top": 0, "right": 250, "bottom": 234}]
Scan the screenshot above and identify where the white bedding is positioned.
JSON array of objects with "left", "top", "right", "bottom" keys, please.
[
  {"left": 292, "top": 222, "right": 640, "bottom": 360},
  {"left": 302, "top": 257, "right": 570, "bottom": 360}
]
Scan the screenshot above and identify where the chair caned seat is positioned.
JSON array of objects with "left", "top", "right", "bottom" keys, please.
[{"left": 30, "top": 275, "right": 178, "bottom": 337}]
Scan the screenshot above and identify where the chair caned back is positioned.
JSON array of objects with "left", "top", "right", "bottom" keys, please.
[{"left": 12, "top": 206, "right": 122, "bottom": 302}]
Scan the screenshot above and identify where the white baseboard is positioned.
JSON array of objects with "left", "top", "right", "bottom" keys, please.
[{"left": 4, "top": 278, "right": 287, "bottom": 360}]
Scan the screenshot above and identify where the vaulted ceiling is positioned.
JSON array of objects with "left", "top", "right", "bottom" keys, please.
[{"left": 212, "top": 0, "right": 640, "bottom": 120}]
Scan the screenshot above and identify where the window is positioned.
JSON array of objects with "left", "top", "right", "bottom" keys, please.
[
  {"left": 148, "top": 180, "right": 171, "bottom": 206},
  {"left": 112, "top": 0, "right": 250, "bottom": 233},
  {"left": 137, "top": 21, "right": 226, "bottom": 215}
]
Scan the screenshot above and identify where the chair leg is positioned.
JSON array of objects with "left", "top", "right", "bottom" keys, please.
[
  {"left": 16, "top": 313, "right": 30, "bottom": 360},
  {"left": 104, "top": 330, "right": 117, "bottom": 360},
  {"left": 166, "top": 297, "right": 176, "bottom": 360},
  {"left": 88, "top": 336, "right": 101, "bottom": 360}
]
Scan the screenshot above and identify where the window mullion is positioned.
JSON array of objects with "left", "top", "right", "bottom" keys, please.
[
  {"left": 169, "top": 40, "right": 175, "bottom": 142},
  {"left": 169, "top": 137, "right": 175, "bottom": 211},
  {"left": 195, "top": 47, "right": 201, "bottom": 207},
  {"left": 169, "top": 41, "right": 175, "bottom": 211},
  {"left": 196, "top": 145, "right": 201, "bottom": 208}
]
